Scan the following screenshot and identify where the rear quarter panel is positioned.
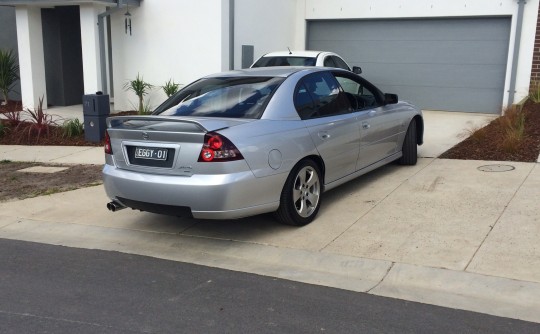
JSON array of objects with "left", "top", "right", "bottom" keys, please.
[{"left": 220, "top": 120, "right": 318, "bottom": 179}]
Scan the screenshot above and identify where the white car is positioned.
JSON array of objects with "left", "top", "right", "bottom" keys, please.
[{"left": 251, "top": 50, "right": 362, "bottom": 74}]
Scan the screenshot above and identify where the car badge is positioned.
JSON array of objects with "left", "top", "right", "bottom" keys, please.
[{"left": 142, "top": 132, "right": 149, "bottom": 140}]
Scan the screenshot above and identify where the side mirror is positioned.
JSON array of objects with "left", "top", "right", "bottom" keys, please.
[
  {"left": 384, "top": 93, "right": 398, "bottom": 105},
  {"left": 352, "top": 66, "right": 362, "bottom": 74}
]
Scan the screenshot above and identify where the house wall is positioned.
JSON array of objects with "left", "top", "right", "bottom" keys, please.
[
  {"left": 301, "top": 0, "right": 540, "bottom": 108},
  {"left": 110, "top": 0, "right": 230, "bottom": 111},
  {"left": 531, "top": 4, "right": 540, "bottom": 89},
  {"left": 233, "top": 0, "right": 300, "bottom": 67}
]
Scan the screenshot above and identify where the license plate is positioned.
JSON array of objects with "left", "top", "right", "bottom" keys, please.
[{"left": 134, "top": 147, "right": 168, "bottom": 160}]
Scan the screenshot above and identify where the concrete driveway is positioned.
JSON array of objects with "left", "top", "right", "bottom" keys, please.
[{"left": 1, "top": 110, "right": 540, "bottom": 322}]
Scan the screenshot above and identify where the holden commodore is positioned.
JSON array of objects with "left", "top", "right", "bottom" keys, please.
[{"left": 103, "top": 67, "right": 423, "bottom": 226}]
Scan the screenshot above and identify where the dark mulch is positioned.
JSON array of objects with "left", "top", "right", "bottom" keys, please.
[{"left": 440, "top": 101, "right": 540, "bottom": 162}]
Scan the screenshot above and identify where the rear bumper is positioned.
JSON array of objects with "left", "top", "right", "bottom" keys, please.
[{"left": 102, "top": 164, "right": 285, "bottom": 219}]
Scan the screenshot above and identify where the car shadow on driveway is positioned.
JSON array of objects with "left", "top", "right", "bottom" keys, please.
[{"left": 179, "top": 160, "right": 429, "bottom": 251}]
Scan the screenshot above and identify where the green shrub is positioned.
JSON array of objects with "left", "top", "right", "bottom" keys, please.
[
  {"left": 162, "top": 79, "right": 180, "bottom": 97},
  {"left": 62, "top": 118, "right": 84, "bottom": 138},
  {"left": 124, "top": 73, "right": 153, "bottom": 114},
  {"left": 0, "top": 49, "right": 19, "bottom": 105}
]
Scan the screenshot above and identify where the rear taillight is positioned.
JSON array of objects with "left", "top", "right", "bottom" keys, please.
[
  {"left": 198, "top": 132, "right": 243, "bottom": 162},
  {"left": 104, "top": 130, "right": 112, "bottom": 154}
]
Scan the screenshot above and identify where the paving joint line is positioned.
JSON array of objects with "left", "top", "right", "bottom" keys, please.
[
  {"left": 49, "top": 146, "right": 99, "bottom": 163},
  {"left": 366, "top": 262, "right": 395, "bottom": 293},
  {"left": 318, "top": 158, "right": 437, "bottom": 252},
  {"left": 464, "top": 163, "right": 536, "bottom": 272}
]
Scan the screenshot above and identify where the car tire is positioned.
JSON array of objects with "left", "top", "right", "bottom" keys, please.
[
  {"left": 275, "top": 159, "right": 322, "bottom": 226},
  {"left": 398, "top": 120, "right": 418, "bottom": 165}
]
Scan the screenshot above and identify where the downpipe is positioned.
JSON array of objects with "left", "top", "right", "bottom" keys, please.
[{"left": 107, "top": 200, "right": 126, "bottom": 212}]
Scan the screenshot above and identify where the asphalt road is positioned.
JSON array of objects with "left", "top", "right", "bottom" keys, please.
[{"left": 0, "top": 238, "right": 538, "bottom": 334}]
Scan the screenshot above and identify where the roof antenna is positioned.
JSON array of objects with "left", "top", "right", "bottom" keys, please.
[{"left": 287, "top": 47, "right": 292, "bottom": 55}]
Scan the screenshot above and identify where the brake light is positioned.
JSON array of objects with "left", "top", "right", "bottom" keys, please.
[
  {"left": 198, "top": 133, "right": 243, "bottom": 162},
  {"left": 104, "top": 130, "right": 112, "bottom": 154}
]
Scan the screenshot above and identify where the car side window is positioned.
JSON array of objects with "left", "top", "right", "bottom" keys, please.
[
  {"left": 294, "top": 72, "right": 351, "bottom": 119},
  {"left": 334, "top": 74, "right": 380, "bottom": 110},
  {"left": 332, "top": 56, "right": 351, "bottom": 71},
  {"left": 323, "top": 56, "right": 337, "bottom": 68}
]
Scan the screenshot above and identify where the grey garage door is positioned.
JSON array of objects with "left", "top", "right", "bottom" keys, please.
[{"left": 308, "top": 18, "right": 511, "bottom": 113}]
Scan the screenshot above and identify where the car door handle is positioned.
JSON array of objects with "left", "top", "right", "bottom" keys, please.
[
  {"left": 362, "top": 122, "right": 370, "bottom": 129},
  {"left": 318, "top": 131, "right": 330, "bottom": 140}
]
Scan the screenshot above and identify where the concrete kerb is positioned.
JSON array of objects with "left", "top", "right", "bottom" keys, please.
[{"left": 1, "top": 217, "right": 539, "bottom": 323}]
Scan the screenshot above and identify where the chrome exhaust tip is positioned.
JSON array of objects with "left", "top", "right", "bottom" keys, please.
[{"left": 107, "top": 201, "right": 126, "bottom": 212}]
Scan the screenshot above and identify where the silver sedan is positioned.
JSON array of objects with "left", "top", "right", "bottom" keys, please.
[{"left": 103, "top": 67, "right": 423, "bottom": 226}]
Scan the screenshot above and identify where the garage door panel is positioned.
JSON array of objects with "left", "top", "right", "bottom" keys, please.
[
  {"left": 364, "top": 64, "right": 506, "bottom": 89},
  {"left": 308, "top": 18, "right": 510, "bottom": 113},
  {"left": 311, "top": 40, "right": 508, "bottom": 65},
  {"left": 385, "top": 85, "right": 503, "bottom": 113},
  {"left": 309, "top": 19, "right": 510, "bottom": 42}
]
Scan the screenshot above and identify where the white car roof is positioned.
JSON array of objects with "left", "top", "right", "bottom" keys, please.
[{"left": 260, "top": 50, "right": 331, "bottom": 57}]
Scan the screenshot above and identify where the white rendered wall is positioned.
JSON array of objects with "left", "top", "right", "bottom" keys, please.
[
  {"left": 80, "top": 4, "right": 105, "bottom": 95},
  {"left": 234, "top": 0, "right": 300, "bottom": 68},
  {"left": 110, "top": 0, "right": 228, "bottom": 111},
  {"left": 302, "top": 0, "right": 540, "bottom": 107},
  {"left": 15, "top": 6, "right": 47, "bottom": 109}
]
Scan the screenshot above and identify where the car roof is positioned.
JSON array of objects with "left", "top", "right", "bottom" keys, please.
[
  {"left": 204, "top": 66, "right": 330, "bottom": 78},
  {"left": 259, "top": 50, "right": 330, "bottom": 58}
]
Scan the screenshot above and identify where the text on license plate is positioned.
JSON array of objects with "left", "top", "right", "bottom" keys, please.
[{"left": 134, "top": 147, "right": 168, "bottom": 160}]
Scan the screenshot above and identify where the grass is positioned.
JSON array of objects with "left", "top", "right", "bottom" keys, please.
[
  {"left": 530, "top": 81, "right": 540, "bottom": 104},
  {"left": 461, "top": 124, "right": 488, "bottom": 143},
  {"left": 499, "top": 105, "right": 526, "bottom": 153},
  {"left": 62, "top": 118, "right": 84, "bottom": 138}
]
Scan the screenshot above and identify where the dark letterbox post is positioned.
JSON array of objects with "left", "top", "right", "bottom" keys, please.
[{"left": 82, "top": 93, "right": 110, "bottom": 142}]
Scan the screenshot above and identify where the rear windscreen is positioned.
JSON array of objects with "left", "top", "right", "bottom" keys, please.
[
  {"left": 251, "top": 56, "right": 316, "bottom": 67},
  {"left": 154, "top": 77, "right": 284, "bottom": 119}
]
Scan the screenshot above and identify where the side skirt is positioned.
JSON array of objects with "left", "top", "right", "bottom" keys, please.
[{"left": 323, "top": 151, "right": 402, "bottom": 192}]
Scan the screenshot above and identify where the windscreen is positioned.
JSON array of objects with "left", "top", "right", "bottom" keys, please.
[
  {"left": 251, "top": 56, "right": 316, "bottom": 67},
  {"left": 154, "top": 77, "right": 284, "bottom": 119}
]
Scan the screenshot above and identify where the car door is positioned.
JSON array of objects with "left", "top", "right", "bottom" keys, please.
[
  {"left": 295, "top": 72, "right": 359, "bottom": 184},
  {"left": 333, "top": 73, "right": 402, "bottom": 170}
]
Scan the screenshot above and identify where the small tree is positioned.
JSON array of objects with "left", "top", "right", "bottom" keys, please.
[
  {"left": 0, "top": 49, "right": 20, "bottom": 106},
  {"left": 162, "top": 78, "right": 180, "bottom": 97},
  {"left": 123, "top": 73, "right": 153, "bottom": 114}
]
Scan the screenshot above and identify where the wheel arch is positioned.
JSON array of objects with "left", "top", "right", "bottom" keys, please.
[
  {"left": 413, "top": 115, "right": 424, "bottom": 145},
  {"left": 298, "top": 154, "right": 326, "bottom": 190}
]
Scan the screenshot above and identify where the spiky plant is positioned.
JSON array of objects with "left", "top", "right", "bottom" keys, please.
[
  {"left": 162, "top": 79, "right": 180, "bottom": 97},
  {"left": 19, "top": 96, "right": 57, "bottom": 143},
  {"left": 123, "top": 73, "right": 153, "bottom": 114},
  {"left": 0, "top": 49, "right": 20, "bottom": 106}
]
